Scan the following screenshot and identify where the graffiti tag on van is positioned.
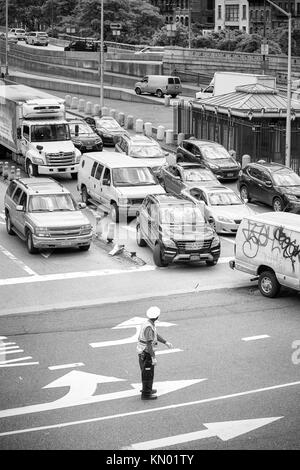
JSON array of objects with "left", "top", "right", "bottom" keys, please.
[
  {"left": 273, "top": 226, "right": 300, "bottom": 271},
  {"left": 242, "top": 221, "right": 270, "bottom": 258}
]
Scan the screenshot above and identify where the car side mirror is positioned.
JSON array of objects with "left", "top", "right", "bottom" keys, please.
[
  {"left": 136, "top": 210, "right": 140, "bottom": 217},
  {"left": 164, "top": 152, "right": 169, "bottom": 157},
  {"left": 102, "top": 178, "right": 110, "bottom": 186},
  {"left": 36, "top": 145, "right": 43, "bottom": 152},
  {"left": 265, "top": 180, "right": 272, "bottom": 187},
  {"left": 77, "top": 202, "right": 86, "bottom": 209},
  {"left": 16, "top": 205, "right": 24, "bottom": 212}
]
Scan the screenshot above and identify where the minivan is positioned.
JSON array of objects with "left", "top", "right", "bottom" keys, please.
[
  {"left": 77, "top": 151, "right": 165, "bottom": 222},
  {"left": 134, "top": 75, "right": 182, "bottom": 98},
  {"left": 230, "top": 212, "right": 300, "bottom": 297}
]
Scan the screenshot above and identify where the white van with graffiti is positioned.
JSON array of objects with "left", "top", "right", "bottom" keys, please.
[{"left": 230, "top": 212, "right": 300, "bottom": 298}]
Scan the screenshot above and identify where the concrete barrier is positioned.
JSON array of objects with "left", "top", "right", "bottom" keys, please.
[
  {"left": 118, "top": 112, "right": 125, "bottom": 126},
  {"left": 165, "top": 129, "right": 174, "bottom": 145},
  {"left": 135, "top": 118, "right": 144, "bottom": 133},
  {"left": 65, "top": 95, "right": 72, "bottom": 107},
  {"left": 109, "top": 109, "right": 116, "bottom": 118},
  {"left": 93, "top": 104, "right": 101, "bottom": 116},
  {"left": 78, "top": 99, "right": 86, "bottom": 112},
  {"left": 164, "top": 95, "right": 170, "bottom": 107},
  {"left": 157, "top": 125, "right": 165, "bottom": 141},
  {"left": 144, "top": 122, "right": 152, "bottom": 137},
  {"left": 125, "top": 115, "right": 134, "bottom": 129},
  {"left": 85, "top": 101, "right": 93, "bottom": 115},
  {"left": 101, "top": 106, "right": 109, "bottom": 116},
  {"left": 177, "top": 132, "right": 185, "bottom": 145},
  {"left": 71, "top": 97, "right": 79, "bottom": 109},
  {"left": 242, "top": 154, "right": 251, "bottom": 168}
]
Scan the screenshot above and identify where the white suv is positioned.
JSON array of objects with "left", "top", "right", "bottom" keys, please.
[
  {"left": 25, "top": 31, "right": 49, "bottom": 46},
  {"left": 9, "top": 28, "right": 26, "bottom": 40}
]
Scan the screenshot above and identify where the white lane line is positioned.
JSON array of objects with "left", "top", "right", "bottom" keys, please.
[
  {"left": 0, "top": 346, "right": 19, "bottom": 351},
  {"left": 0, "top": 379, "right": 299, "bottom": 439},
  {"left": 0, "top": 362, "right": 39, "bottom": 368},
  {"left": 0, "top": 342, "right": 16, "bottom": 347},
  {"left": 0, "top": 336, "right": 7, "bottom": 339},
  {"left": 0, "top": 356, "right": 32, "bottom": 365},
  {"left": 48, "top": 362, "right": 85, "bottom": 370},
  {"left": 242, "top": 335, "right": 270, "bottom": 342},
  {"left": 156, "top": 348, "right": 182, "bottom": 355},
  {"left": 0, "top": 244, "right": 37, "bottom": 276},
  {"left": 0, "top": 349, "right": 24, "bottom": 355},
  {"left": 0, "top": 265, "right": 156, "bottom": 287}
]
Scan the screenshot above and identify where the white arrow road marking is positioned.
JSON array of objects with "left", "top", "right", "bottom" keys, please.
[
  {"left": 48, "top": 363, "right": 85, "bottom": 370},
  {"left": 90, "top": 316, "right": 176, "bottom": 349},
  {"left": 0, "top": 362, "right": 39, "bottom": 368},
  {"left": 123, "top": 417, "right": 283, "bottom": 450},
  {"left": 0, "top": 370, "right": 204, "bottom": 419}
]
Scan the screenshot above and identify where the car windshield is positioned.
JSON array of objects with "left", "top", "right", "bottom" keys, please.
[
  {"left": 112, "top": 167, "right": 156, "bottom": 186},
  {"left": 129, "top": 145, "right": 164, "bottom": 158},
  {"left": 97, "top": 119, "right": 120, "bottom": 130},
  {"left": 159, "top": 204, "right": 205, "bottom": 225},
  {"left": 208, "top": 191, "right": 242, "bottom": 206},
  {"left": 69, "top": 122, "right": 93, "bottom": 136},
  {"left": 200, "top": 145, "right": 231, "bottom": 160},
  {"left": 16, "top": 29, "right": 25, "bottom": 33},
  {"left": 272, "top": 170, "right": 300, "bottom": 186},
  {"left": 37, "top": 33, "right": 48, "bottom": 37},
  {"left": 183, "top": 168, "right": 216, "bottom": 182},
  {"left": 31, "top": 124, "right": 70, "bottom": 142},
  {"left": 28, "top": 194, "right": 77, "bottom": 212}
]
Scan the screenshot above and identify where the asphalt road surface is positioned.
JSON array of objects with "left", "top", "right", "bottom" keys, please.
[{"left": 0, "top": 289, "right": 299, "bottom": 450}]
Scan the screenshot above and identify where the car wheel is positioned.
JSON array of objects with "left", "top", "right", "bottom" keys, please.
[
  {"left": 26, "top": 161, "right": 38, "bottom": 177},
  {"left": 110, "top": 203, "right": 119, "bottom": 223},
  {"left": 240, "top": 185, "right": 251, "bottom": 202},
  {"left": 272, "top": 197, "right": 283, "bottom": 212},
  {"left": 26, "top": 229, "right": 38, "bottom": 254},
  {"left": 71, "top": 173, "right": 78, "bottom": 180},
  {"left": 135, "top": 87, "right": 141, "bottom": 95},
  {"left": 206, "top": 259, "right": 218, "bottom": 266},
  {"left": 136, "top": 224, "right": 147, "bottom": 247},
  {"left": 6, "top": 213, "right": 15, "bottom": 235},
  {"left": 79, "top": 245, "right": 90, "bottom": 252},
  {"left": 258, "top": 270, "right": 281, "bottom": 298},
  {"left": 170, "top": 94, "right": 177, "bottom": 98},
  {"left": 156, "top": 89, "right": 164, "bottom": 98},
  {"left": 153, "top": 243, "right": 168, "bottom": 267}
]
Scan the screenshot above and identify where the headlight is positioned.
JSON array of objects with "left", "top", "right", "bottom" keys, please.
[
  {"left": 73, "top": 140, "right": 82, "bottom": 146},
  {"left": 95, "top": 139, "right": 102, "bottom": 145},
  {"left": 208, "top": 163, "right": 219, "bottom": 169},
  {"left": 102, "top": 133, "right": 112, "bottom": 137},
  {"left": 211, "top": 236, "right": 220, "bottom": 247},
  {"left": 35, "top": 227, "right": 51, "bottom": 237},
  {"left": 80, "top": 224, "right": 92, "bottom": 235},
  {"left": 118, "top": 197, "right": 127, "bottom": 204},
  {"left": 286, "top": 194, "right": 297, "bottom": 201},
  {"left": 162, "top": 238, "right": 177, "bottom": 249},
  {"left": 32, "top": 157, "right": 44, "bottom": 165},
  {"left": 236, "top": 162, "right": 241, "bottom": 169},
  {"left": 217, "top": 216, "right": 234, "bottom": 223}
]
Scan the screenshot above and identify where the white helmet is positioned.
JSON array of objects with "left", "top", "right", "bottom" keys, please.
[{"left": 146, "top": 306, "right": 161, "bottom": 320}]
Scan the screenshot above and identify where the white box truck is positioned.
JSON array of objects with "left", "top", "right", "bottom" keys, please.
[
  {"left": 0, "top": 83, "right": 81, "bottom": 178},
  {"left": 195, "top": 72, "right": 277, "bottom": 100},
  {"left": 229, "top": 212, "right": 300, "bottom": 298}
]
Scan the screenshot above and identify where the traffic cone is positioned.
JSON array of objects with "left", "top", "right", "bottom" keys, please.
[
  {"left": 15, "top": 168, "right": 21, "bottom": 180},
  {"left": 9, "top": 165, "right": 15, "bottom": 181},
  {"left": 3, "top": 162, "right": 9, "bottom": 180}
]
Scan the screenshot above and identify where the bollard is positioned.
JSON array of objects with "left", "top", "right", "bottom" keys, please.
[
  {"left": 125, "top": 115, "right": 134, "bottom": 130},
  {"left": 107, "top": 222, "right": 115, "bottom": 243},
  {"left": 177, "top": 132, "right": 185, "bottom": 145},
  {"left": 157, "top": 125, "right": 165, "bottom": 141},
  {"left": 0, "top": 161, "right": 3, "bottom": 175},
  {"left": 101, "top": 106, "right": 109, "bottom": 116},
  {"left": 164, "top": 95, "right": 170, "bottom": 107},
  {"left": 15, "top": 168, "right": 21, "bottom": 180},
  {"left": 3, "top": 161, "right": 9, "bottom": 179},
  {"left": 78, "top": 98, "right": 85, "bottom": 112},
  {"left": 135, "top": 118, "right": 144, "bottom": 133},
  {"left": 65, "top": 95, "right": 72, "bottom": 107},
  {"left": 118, "top": 112, "right": 125, "bottom": 126},
  {"left": 85, "top": 101, "right": 93, "bottom": 115},
  {"left": 165, "top": 129, "right": 174, "bottom": 145},
  {"left": 93, "top": 104, "right": 101, "bottom": 116},
  {"left": 9, "top": 165, "right": 15, "bottom": 181},
  {"left": 144, "top": 122, "right": 152, "bottom": 137},
  {"left": 242, "top": 154, "right": 251, "bottom": 168},
  {"left": 70, "top": 97, "right": 79, "bottom": 109},
  {"left": 109, "top": 109, "right": 116, "bottom": 119}
]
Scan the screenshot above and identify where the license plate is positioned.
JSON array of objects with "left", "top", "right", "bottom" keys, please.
[
  {"left": 190, "top": 255, "right": 200, "bottom": 261},
  {"left": 227, "top": 173, "right": 233, "bottom": 177}
]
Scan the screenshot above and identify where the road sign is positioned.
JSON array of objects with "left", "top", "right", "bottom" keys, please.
[
  {"left": 261, "top": 43, "right": 269, "bottom": 55},
  {"left": 110, "top": 23, "right": 122, "bottom": 30}
]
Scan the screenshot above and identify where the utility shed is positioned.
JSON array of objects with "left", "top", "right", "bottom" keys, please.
[{"left": 175, "top": 84, "right": 300, "bottom": 174}]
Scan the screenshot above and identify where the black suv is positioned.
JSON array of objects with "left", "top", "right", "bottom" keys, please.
[
  {"left": 136, "top": 194, "right": 220, "bottom": 267},
  {"left": 176, "top": 139, "right": 240, "bottom": 180},
  {"left": 237, "top": 161, "right": 300, "bottom": 212},
  {"left": 64, "top": 40, "right": 99, "bottom": 51}
]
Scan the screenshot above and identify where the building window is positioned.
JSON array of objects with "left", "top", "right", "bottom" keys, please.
[
  {"left": 207, "top": 0, "right": 213, "bottom": 9},
  {"left": 242, "top": 5, "right": 246, "bottom": 20},
  {"left": 218, "top": 4, "right": 222, "bottom": 20},
  {"left": 297, "top": 3, "right": 300, "bottom": 15},
  {"left": 225, "top": 4, "right": 239, "bottom": 22},
  {"left": 185, "top": 16, "right": 189, "bottom": 26}
]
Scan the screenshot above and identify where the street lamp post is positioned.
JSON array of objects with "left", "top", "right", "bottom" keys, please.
[
  {"left": 100, "top": 0, "right": 104, "bottom": 108},
  {"left": 5, "top": 0, "right": 9, "bottom": 76},
  {"left": 266, "top": 0, "right": 292, "bottom": 168}
]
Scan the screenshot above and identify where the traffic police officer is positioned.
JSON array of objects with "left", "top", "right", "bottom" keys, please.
[{"left": 137, "top": 306, "right": 173, "bottom": 400}]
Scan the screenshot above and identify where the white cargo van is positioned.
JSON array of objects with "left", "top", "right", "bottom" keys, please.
[
  {"left": 134, "top": 75, "right": 182, "bottom": 98},
  {"left": 77, "top": 151, "right": 165, "bottom": 222},
  {"left": 230, "top": 212, "right": 300, "bottom": 297}
]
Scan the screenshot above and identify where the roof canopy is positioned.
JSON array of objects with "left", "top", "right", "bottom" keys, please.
[{"left": 193, "top": 83, "right": 300, "bottom": 119}]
